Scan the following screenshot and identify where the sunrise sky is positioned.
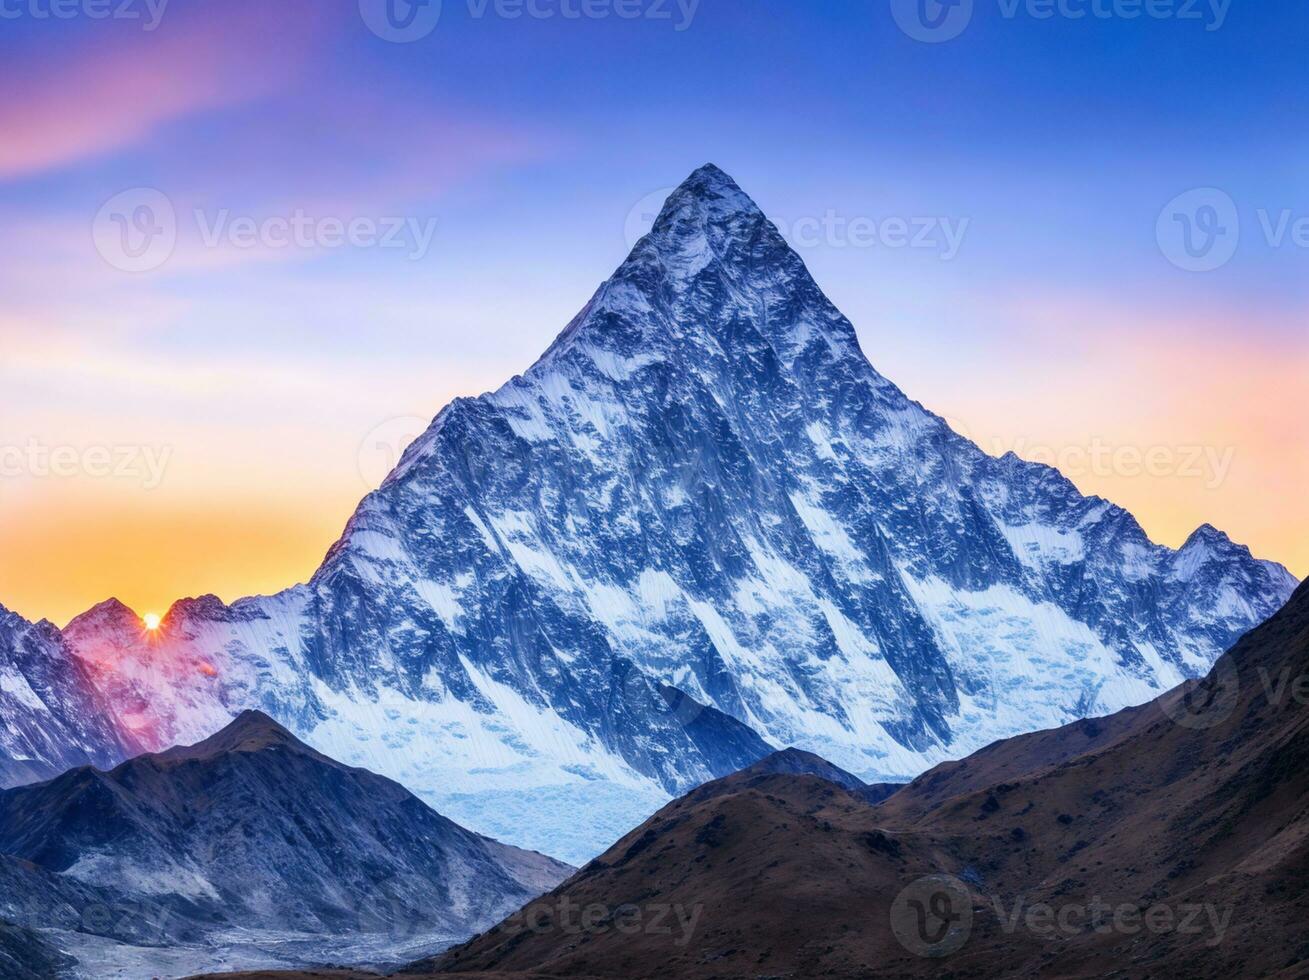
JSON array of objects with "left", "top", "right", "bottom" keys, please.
[{"left": 1, "top": 0, "right": 1305, "bottom": 626}]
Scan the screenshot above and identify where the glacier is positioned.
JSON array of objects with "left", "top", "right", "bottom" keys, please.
[{"left": 2, "top": 164, "right": 1297, "bottom": 864}]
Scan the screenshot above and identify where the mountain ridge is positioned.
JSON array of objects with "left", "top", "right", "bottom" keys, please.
[
  {"left": 0, "top": 710, "right": 574, "bottom": 977},
  {"left": 2, "top": 164, "right": 1298, "bottom": 864},
  {"left": 416, "top": 579, "right": 1309, "bottom": 979}
]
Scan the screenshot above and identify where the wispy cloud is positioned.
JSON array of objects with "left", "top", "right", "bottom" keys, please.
[{"left": 0, "top": 0, "right": 343, "bottom": 181}]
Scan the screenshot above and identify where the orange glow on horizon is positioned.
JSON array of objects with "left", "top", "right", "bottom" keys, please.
[{"left": 0, "top": 301, "right": 1303, "bottom": 628}]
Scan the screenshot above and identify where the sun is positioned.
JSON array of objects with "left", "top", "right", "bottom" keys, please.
[{"left": 143, "top": 612, "right": 162, "bottom": 631}]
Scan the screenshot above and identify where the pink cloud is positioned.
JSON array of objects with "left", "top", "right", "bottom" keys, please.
[{"left": 0, "top": 0, "right": 345, "bottom": 180}]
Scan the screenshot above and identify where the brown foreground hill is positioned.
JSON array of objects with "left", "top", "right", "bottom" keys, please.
[
  {"left": 194, "top": 579, "right": 1309, "bottom": 980},
  {"left": 408, "top": 579, "right": 1309, "bottom": 979}
]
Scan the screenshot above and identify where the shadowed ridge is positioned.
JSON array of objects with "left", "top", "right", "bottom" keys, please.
[
  {"left": 414, "top": 584, "right": 1309, "bottom": 979},
  {"left": 152, "top": 709, "right": 333, "bottom": 766}
]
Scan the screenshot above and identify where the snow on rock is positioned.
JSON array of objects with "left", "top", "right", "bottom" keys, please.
[{"left": 13, "top": 164, "right": 1298, "bottom": 862}]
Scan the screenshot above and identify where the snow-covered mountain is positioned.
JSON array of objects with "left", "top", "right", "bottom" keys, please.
[
  {"left": 0, "top": 603, "right": 134, "bottom": 788},
  {"left": 0, "top": 710, "right": 572, "bottom": 977},
  {"left": 6, "top": 165, "right": 1298, "bottom": 864}
]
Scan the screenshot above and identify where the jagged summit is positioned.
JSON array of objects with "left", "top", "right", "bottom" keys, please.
[
  {"left": 162, "top": 593, "right": 231, "bottom": 627},
  {"left": 155, "top": 708, "right": 312, "bottom": 764},
  {"left": 647, "top": 162, "right": 765, "bottom": 237},
  {"left": 22, "top": 166, "right": 1299, "bottom": 866},
  {"left": 736, "top": 747, "right": 870, "bottom": 792},
  {"left": 64, "top": 597, "right": 140, "bottom": 632}
]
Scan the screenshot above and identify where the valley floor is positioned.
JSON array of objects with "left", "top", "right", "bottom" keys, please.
[{"left": 52, "top": 929, "right": 460, "bottom": 980}]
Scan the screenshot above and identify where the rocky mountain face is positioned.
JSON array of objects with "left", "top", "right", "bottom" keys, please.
[
  {"left": 0, "top": 711, "right": 572, "bottom": 978},
  {"left": 0, "top": 919, "right": 71, "bottom": 980},
  {"left": 0, "top": 603, "right": 135, "bottom": 789},
  {"left": 421, "top": 580, "right": 1309, "bottom": 979},
  {"left": 3, "top": 165, "right": 1297, "bottom": 865}
]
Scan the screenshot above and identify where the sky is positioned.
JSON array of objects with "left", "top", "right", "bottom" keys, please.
[{"left": 0, "top": 0, "right": 1305, "bottom": 626}]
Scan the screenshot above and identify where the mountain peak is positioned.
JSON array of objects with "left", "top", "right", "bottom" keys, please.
[
  {"left": 163, "top": 594, "right": 229, "bottom": 627},
  {"left": 1184, "top": 523, "right": 1232, "bottom": 547},
  {"left": 653, "top": 163, "right": 764, "bottom": 236},
  {"left": 677, "top": 162, "right": 746, "bottom": 197},
  {"left": 63, "top": 597, "right": 142, "bottom": 634},
  {"left": 737, "top": 747, "right": 870, "bottom": 792},
  {"left": 155, "top": 709, "right": 316, "bottom": 765}
]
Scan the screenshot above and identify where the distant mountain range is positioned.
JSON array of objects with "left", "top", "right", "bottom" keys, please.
[
  {"left": 0, "top": 711, "right": 571, "bottom": 978},
  {"left": 0, "top": 603, "right": 138, "bottom": 788},
  {"left": 419, "top": 578, "right": 1309, "bottom": 979},
  {"left": 0, "top": 165, "right": 1297, "bottom": 865}
]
